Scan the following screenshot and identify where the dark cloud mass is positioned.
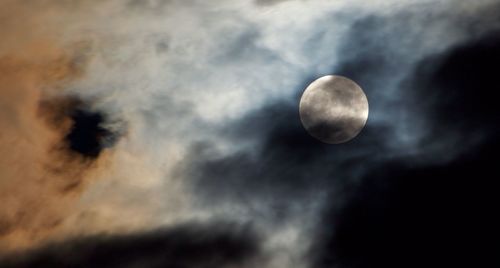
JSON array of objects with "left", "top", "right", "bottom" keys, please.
[
  {"left": 184, "top": 3, "right": 500, "bottom": 268},
  {"left": 413, "top": 30, "right": 500, "bottom": 137},
  {"left": 40, "top": 97, "right": 124, "bottom": 159},
  {"left": 311, "top": 142, "right": 500, "bottom": 268},
  {"left": 0, "top": 222, "right": 260, "bottom": 268},
  {"left": 311, "top": 9, "right": 500, "bottom": 268},
  {"left": 66, "top": 106, "right": 121, "bottom": 158}
]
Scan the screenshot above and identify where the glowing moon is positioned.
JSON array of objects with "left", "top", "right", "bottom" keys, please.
[{"left": 299, "top": 75, "right": 369, "bottom": 144}]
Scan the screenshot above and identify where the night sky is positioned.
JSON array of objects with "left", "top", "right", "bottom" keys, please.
[{"left": 0, "top": 0, "right": 499, "bottom": 267}]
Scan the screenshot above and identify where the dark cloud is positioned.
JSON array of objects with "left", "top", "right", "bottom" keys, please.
[
  {"left": 409, "top": 30, "right": 500, "bottom": 137},
  {"left": 184, "top": 96, "right": 387, "bottom": 225},
  {"left": 183, "top": 3, "right": 500, "bottom": 267},
  {"left": 66, "top": 106, "right": 121, "bottom": 158},
  {"left": 310, "top": 10, "right": 500, "bottom": 268},
  {"left": 311, "top": 142, "right": 500, "bottom": 268},
  {"left": 0, "top": 222, "right": 260, "bottom": 268},
  {"left": 40, "top": 96, "right": 125, "bottom": 159},
  {"left": 184, "top": 101, "right": 320, "bottom": 208},
  {"left": 183, "top": 12, "right": 432, "bottom": 224},
  {"left": 184, "top": 10, "right": 448, "bottom": 217},
  {"left": 182, "top": 12, "right": 416, "bottom": 225}
]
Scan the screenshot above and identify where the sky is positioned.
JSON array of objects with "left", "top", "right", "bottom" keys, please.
[{"left": 0, "top": 0, "right": 499, "bottom": 267}]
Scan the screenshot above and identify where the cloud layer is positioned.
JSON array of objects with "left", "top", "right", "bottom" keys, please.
[{"left": 1, "top": 0, "right": 499, "bottom": 267}]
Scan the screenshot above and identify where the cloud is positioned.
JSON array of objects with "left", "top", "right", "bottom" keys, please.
[
  {"left": 182, "top": 0, "right": 499, "bottom": 225},
  {"left": 254, "top": 0, "right": 291, "bottom": 6},
  {"left": 2, "top": 0, "right": 500, "bottom": 267},
  {"left": 309, "top": 6, "right": 500, "bottom": 268},
  {"left": 0, "top": 221, "right": 261, "bottom": 268},
  {"left": 311, "top": 141, "right": 499, "bottom": 268},
  {"left": 0, "top": 0, "right": 123, "bottom": 251},
  {"left": 180, "top": 1, "right": 500, "bottom": 267}
]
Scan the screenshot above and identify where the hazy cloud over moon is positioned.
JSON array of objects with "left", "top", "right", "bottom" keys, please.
[{"left": 1, "top": 0, "right": 499, "bottom": 267}]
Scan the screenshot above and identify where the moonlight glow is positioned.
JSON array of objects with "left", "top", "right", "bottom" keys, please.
[{"left": 299, "top": 75, "right": 369, "bottom": 144}]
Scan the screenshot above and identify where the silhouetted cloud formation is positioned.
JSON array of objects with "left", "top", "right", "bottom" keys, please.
[{"left": 0, "top": 222, "right": 260, "bottom": 268}]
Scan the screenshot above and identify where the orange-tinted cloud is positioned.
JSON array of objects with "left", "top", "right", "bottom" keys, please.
[{"left": 0, "top": 1, "right": 109, "bottom": 252}]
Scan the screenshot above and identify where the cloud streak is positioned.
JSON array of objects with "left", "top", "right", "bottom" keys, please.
[{"left": 0, "top": 222, "right": 261, "bottom": 268}]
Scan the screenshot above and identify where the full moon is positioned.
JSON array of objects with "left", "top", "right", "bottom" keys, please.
[{"left": 299, "top": 75, "right": 369, "bottom": 144}]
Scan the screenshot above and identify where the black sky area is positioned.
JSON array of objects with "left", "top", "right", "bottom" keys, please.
[{"left": 65, "top": 105, "right": 120, "bottom": 159}]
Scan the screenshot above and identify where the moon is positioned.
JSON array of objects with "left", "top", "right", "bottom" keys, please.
[{"left": 299, "top": 75, "right": 369, "bottom": 144}]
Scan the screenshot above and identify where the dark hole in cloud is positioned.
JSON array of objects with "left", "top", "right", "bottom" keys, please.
[
  {"left": 0, "top": 222, "right": 260, "bottom": 268},
  {"left": 65, "top": 103, "right": 122, "bottom": 158},
  {"left": 66, "top": 109, "right": 111, "bottom": 158},
  {"left": 39, "top": 96, "right": 124, "bottom": 159}
]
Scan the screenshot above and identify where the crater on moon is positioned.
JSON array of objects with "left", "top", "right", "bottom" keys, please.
[{"left": 299, "top": 75, "right": 369, "bottom": 144}]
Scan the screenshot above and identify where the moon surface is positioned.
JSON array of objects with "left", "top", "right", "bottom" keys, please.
[{"left": 299, "top": 75, "right": 369, "bottom": 144}]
